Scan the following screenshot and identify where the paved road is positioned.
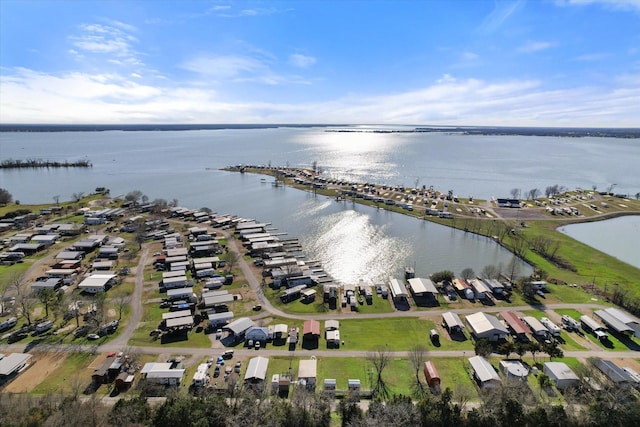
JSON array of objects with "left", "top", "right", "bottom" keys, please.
[{"left": 109, "top": 246, "right": 148, "bottom": 348}]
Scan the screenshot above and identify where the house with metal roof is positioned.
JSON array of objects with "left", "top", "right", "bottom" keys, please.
[
  {"left": 600, "top": 307, "right": 640, "bottom": 338},
  {"left": 594, "top": 359, "right": 635, "bottom": 386},
  {"left": 225, "top": 317, "right": 255, "bottom": 338},
  {"left": 298, "top": 359, "right": 317, "bottom": 390},
  {"left": 499, "top": 311, "right": 531, "bottom": 340},
  {"left": 140, "top": 362, "right": 185, "bottom": 386},
  {"left": 522, "top": 316, "right": 548, "bottom": 337},
  {"left": 0, "top": 353, "right": 33, "bottom": 383},
  {"left": 580, "top": 315, "right": 609, "bottom": 341},
  {"left": 407, "top": 277, "right": 438, "bottom": 296},
  {"left": 77, "top": 273, "right": 116, "bottom": 293},
  {"left": 466, "top": 312, "right": 508, "bottom": 341},
  {"left": 388, "top": 278, "right": 409, "bottom": 300},
  {"left": 543, "top": 362, "right": 579, "bottom": 390},
  {"left": 244, "top": 356, "right": 269, "bottom": 385},
  {"left": 468, "top": 356, "right": 501, "bottom": 388},
  {"left": 594, "top": 309, "right": 634, "bottom": 336},
  {"left": 442, "top": 312, "right": 465, "bottom": 334}
]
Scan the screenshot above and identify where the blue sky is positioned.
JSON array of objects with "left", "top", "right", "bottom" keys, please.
[{"left": 1, "top": 0, "right": 639, "bottom": 126}]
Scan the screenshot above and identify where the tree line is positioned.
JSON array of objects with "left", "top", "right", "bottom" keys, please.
[{"left": 0, "top": 158, "right": 92, "bottom": 169}]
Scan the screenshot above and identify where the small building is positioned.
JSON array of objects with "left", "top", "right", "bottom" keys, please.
[
  {"left": 407, "top": 277, "right": 438, "bottom": 297},
  {"left": 207, "top": 311, "right": 234, "bottom": 328},
  {"left": 543, "top": 362, "right": 579, "bottom": 390},
  {"left": 325, "top": 320, "right": 339, "bottom": 331},
  {"left": 162, "top": 275, "right": 188, "bottom": 290},
  {"left": 0, "top": 353, "right": 33, "bottom": 383},
  {"left": 31, "top": 277, "right": 63, "bottom": 293},
  {"left": 303, "top": 320, "right": 320, "bottom": 337},
  {"left": 468, "top": 356, "right": 501, "bottom": 388},
  {"left": 594, "top": 359, "right": 634, "bottom": 386},
  {"left": 301, "top": 288, "right": 317, "bottom": 302},
  {"left": 141, "top": 363, "right": 185, "bottom": 386},
  {"left": 600, "top": 307, "right": 640, "bottom": 338},
  {"left": 469, "top": 279, "right": 491, "bottom": 300},
  {"left": 244, "top": 356, "right": 269, "bottom": 387},
  {"left": 115, "top": 372, "right": 135, "bottom": 391},
  {"left": 323, "top": 378, "right": 336, "bottom": 393},
  {"left": 500, "top": 311, "right": 531, "bottom": 340},
  {"left": 594, "top": 309, "right": 635, "bottom": 336},
  {"left": 466, "top": 312, "right": 508, "bottom": 341},
  {"left": 580, "top": 315, "right": 608, "bottom": 340},
  {"left": 78, "top": 273, "right": 116, "bottom": 293},
  {"left": 246, "top": 326, "right": 271, "bottom": 342},
  {"left": 348, "top": 379, "right": 361, "bottom": 393},
  {"left": 442, "top": 312, "right": 464, "bottom": 334},
  {"left": 499, "top": 360, "right": 529, "bottom": 381},
  {"left": 522, "top": 316, "right": 548, "bottom": 337},
  {"left": 298, "top": 358, "right": 317, "bottom": 390},
  {"left": 166, "top": 287, "right": 195, "bottom": 301},
  {"left": 225, "top": 317, "right": 255, "bottom": 339},
  {"left": 92, "top": 355, "right": 116, "bottom": 384},
  {"left": 423, "top": 361, "right": 441, "bottom": 388},
  {"left": 388, "top": 278, "right": 409, "bottom": 301},
  {"left": 271, "top": 323, "right": 288, "bottom": 340}
]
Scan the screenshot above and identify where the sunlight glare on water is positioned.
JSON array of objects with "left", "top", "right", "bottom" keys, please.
[{"left": 304, "top": 209, "right": 410, "bottom": 284}]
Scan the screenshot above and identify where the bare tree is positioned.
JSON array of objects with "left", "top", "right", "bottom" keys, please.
[
  {"left": 460, "top": 268, "right": 475, "bottom": 280},
  {"left": 72, "top": 191, "right": 84, "bottom": 202},
  {"left": 114, "top": 294, "right": 131, "bottom": 321},
  {"left": 13, "top": 276, "right": 36, "bottom": 325},
  {"left": 221, "top": 250, "right": 238, "bottom": 274},
  {"left": 53, "top": 195, "right": 60, "bottom": 205},
  {"left": 409, "top": 345, "right": 428, "bottom": 397},
  {"left": 510, "top": 188, "right": 521, "bottom": 199},
  {"left": 481, "top": 264, "right": 500, "bottom": 280},
  {"left": 37, "top": 288, "right": 60, "bottom": 318},
  {"left": 367, "top": 346, "right": 392, "bottom": 400},
  {"left": 527, "top": 188, "right": 540, "bottom": 200},
  {"left": 125, "top": 190, "right": 143, "bottom": 206}
]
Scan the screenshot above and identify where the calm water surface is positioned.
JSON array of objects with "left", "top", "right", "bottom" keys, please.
[
  {"left": 3, "top": 127, "right": 639, "bottom": 282},
  {"left": 558, "top": 216, "right": 640, "bottom": 269}
]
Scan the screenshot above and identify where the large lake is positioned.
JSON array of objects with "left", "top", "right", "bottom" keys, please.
[
  {"left": 558, "top": 216, "right": 640, "bottom": 269},
  {"left": 2, "top": 127, "right": 639, "bottom": 281}
]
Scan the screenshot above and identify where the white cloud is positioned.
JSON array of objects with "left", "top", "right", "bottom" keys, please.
[
  {"left": 1, "top": 67, "right": 638, "bottom": 127},
  {"left": 181, "top": 54, "right": 311, "bottom": 85},
  {"left": 181, "top": 55, "right": 267, "bottom": 79},
  {"left": 477, "top": 0, "right": 525, "bottom": 34},
  {"left": 289, "top": 54, "right": 316, "bottom": 68},
  {"left": 518, "top": 41, "right": 554, "bottom": 53},
  {"left": 69, "top": 21, "right": 141, "bottom": 66}
]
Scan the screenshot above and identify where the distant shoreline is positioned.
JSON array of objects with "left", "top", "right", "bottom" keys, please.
[{"left": 1, "top": 123, "right": 639, "bottom": 138}]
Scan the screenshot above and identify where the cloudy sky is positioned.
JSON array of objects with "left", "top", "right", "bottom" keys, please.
[{"left": 1, "top": 0, "right": 639, "bottom": 126}]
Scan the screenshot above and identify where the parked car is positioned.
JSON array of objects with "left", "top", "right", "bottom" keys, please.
[
  {"left": 87, "top": 333, "right": 101, "bottom": 340},
  {"left": 255, "top": 341, "right": 261, "bottom": 350},
  {"left": 222, "top": 350, "right": 234, "bottom": 359},
  {"left": 234, "top": 361, "right": 242, "bottom": 373}
]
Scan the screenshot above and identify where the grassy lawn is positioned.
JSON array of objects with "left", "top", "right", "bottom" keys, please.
[
  {"left": 339, "top": 317, "right": 474, "bottom": 351},
  {"left": 30, "top": 352, "right": 95, "bottom": 396}
]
